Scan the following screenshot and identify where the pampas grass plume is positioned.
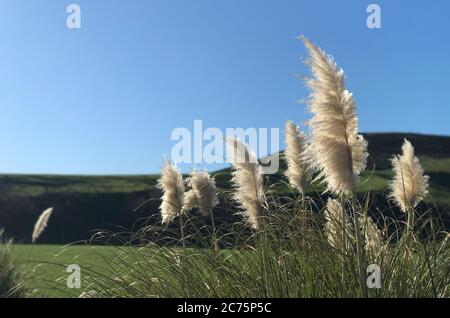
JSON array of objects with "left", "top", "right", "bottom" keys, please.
[
  {"left": 226, "top": 137, "right": 264, "bottom": 230},
  {"left": 183, "top": 171, "right": 218, "bottom": 216},
  {"left": 389, "top": 139, "right": 429, "bottom": 212},
  {"left": 284, "top": 121, "right": 309, "bottom": 192},
  {"left": 301, "top": 36, "right": 368, "bottom": 195},
  {"left": 360, "top": 214, "right": 382, "bottom": 254},
  {"left": 32, "top": 207, "right": 53, "bottom": 243},
  {"left": 157, "top": 160, "right": 185, "bottom": 224}
]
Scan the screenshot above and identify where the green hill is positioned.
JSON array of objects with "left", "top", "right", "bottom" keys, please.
[
  {"left": 0, "top": 133, "right": 449, "bottom": 243},
  {"left": 215, "top": 132, "right": 450, "bottom": 205}
]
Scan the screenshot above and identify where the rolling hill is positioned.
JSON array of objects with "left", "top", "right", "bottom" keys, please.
[{"left": 0, "top": 133, "right": 449, "bottom": 243}]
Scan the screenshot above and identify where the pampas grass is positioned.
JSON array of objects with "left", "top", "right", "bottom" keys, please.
[
  {"left": 157, "top": 160, "right": 185, "bottom": 224},
  {"left": 183, "top": 170, "right": 220, "bottom": 250},
  {"left": 0, "top": 247, "right": 20, "bottom": 298},
  {"left": 284, "top": 121, "right": 309, "bottom": 193},
  {"left": 324, "top": 199, "right": 351, "bottom": 252},
  {"left": 389, "top": 139, "right": 429, "bottom": 249},
  {"left": 324, "top": 201, "right": 382, "bottom": 257},
  {"left": 32, "top": 207, "right": 53, "bottom": 243},
  {"left": 301, "top": 36, "right": 369, "bottom": 297},
  {"left": 324, "top": 198, "right": 352, "bottom": 288},
  {"left": 157, "top": 160, "right": 187, "bottom": 248},
  {"left": 360, "top": 214, "right": 382, "bottom": 256},
  {"left": 226, "top": 137, "right": 264, "bottom": 230},
  {"left": 80, "top": 189, "right": 449, "bottom": 298},
  {"left": 300, "top": 36, "right": 368, "bottom": 196},
  {"left": 183, "top": 171, "right": 218, "bottom": 216},
  {"left": 389, "top": 139, "right": 429, "bottom": 213},
  {"left": 0, "top": 231, "right": 27, "bottom": 297}
]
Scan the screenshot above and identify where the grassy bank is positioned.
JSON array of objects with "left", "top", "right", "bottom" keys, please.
[{"left": 9, "top": 244, "right": 126, "bottom": 297}]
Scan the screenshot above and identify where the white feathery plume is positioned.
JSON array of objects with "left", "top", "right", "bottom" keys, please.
[
  {"left": 183, "top": 171, "right": 219, "bottom": 216},
  {"left": 284, "top": 121, "right": 309, "bottom": 192},
  {"left": 360, "top": 214, "right": 382, "bottom": 254},
  {"left": 32, "top": 207, "right": 53, "bottom": 243},
  {"left": 157, "top": 160, "right": 185, "bottom": 224},
  {"left": 324, "top": 199, "right": 352, "bottom": 251},
  {"left": 389, "top": 139, "right": 429, "bottom": 213},
  {"left": 226, "top": 137, "right": 264, "bottom": 230},
  {"left": 301, "top": 36, "right": 368, "bottom": 195},
  {"left": 183, "top": 190, "right": 197, "bottom": 213}
]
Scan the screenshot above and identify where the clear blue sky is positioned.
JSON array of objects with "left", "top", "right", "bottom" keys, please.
[{"left": 0, "top": 0, "right": 449, "bottom": 174}]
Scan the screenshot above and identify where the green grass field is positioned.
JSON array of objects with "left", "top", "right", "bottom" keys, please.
[{"left": 10, "top": 244, "right": 124, "bottom": 298}]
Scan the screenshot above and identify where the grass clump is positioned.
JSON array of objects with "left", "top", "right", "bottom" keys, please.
[
  {"left": 76, "top": 191, "right": 449, "bottom": 298},
  {"left": 0, "top": 231, "right": 28, "bottom": 298}
]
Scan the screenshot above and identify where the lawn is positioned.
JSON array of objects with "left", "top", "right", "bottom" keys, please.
[{"left": 10, "top": 244, "right": 126, "bottom": 298}]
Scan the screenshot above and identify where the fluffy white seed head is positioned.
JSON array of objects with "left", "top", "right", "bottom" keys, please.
[
  {"left": 389, "top": 139, "right": 429, "bottom": 212},
  {"left": 32, "top": 207, "right": 53, "bottom": 243},
  {"left": 226, "top": 137, "right": 264, "bottom": 230},
  {"left": 183, "top": 190, "right": 196, "bottom": 213},
  {"left": 157, "top": 160, "right": 185, "bottom": 224},
  {"left": 284, "top": 121, "right": 310, "bottom": 193},
  {"left": 183, "top": 171, "right": 219, "bottom": 216},
  {"left": 324, "top": 199, "right": 352, "bottom": 251},
  {"left": 360, "top": 214, "right": 382, "bottom": 254},
  {"left": 301, "top": 36, "right": 368, "bottom": 195}
]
